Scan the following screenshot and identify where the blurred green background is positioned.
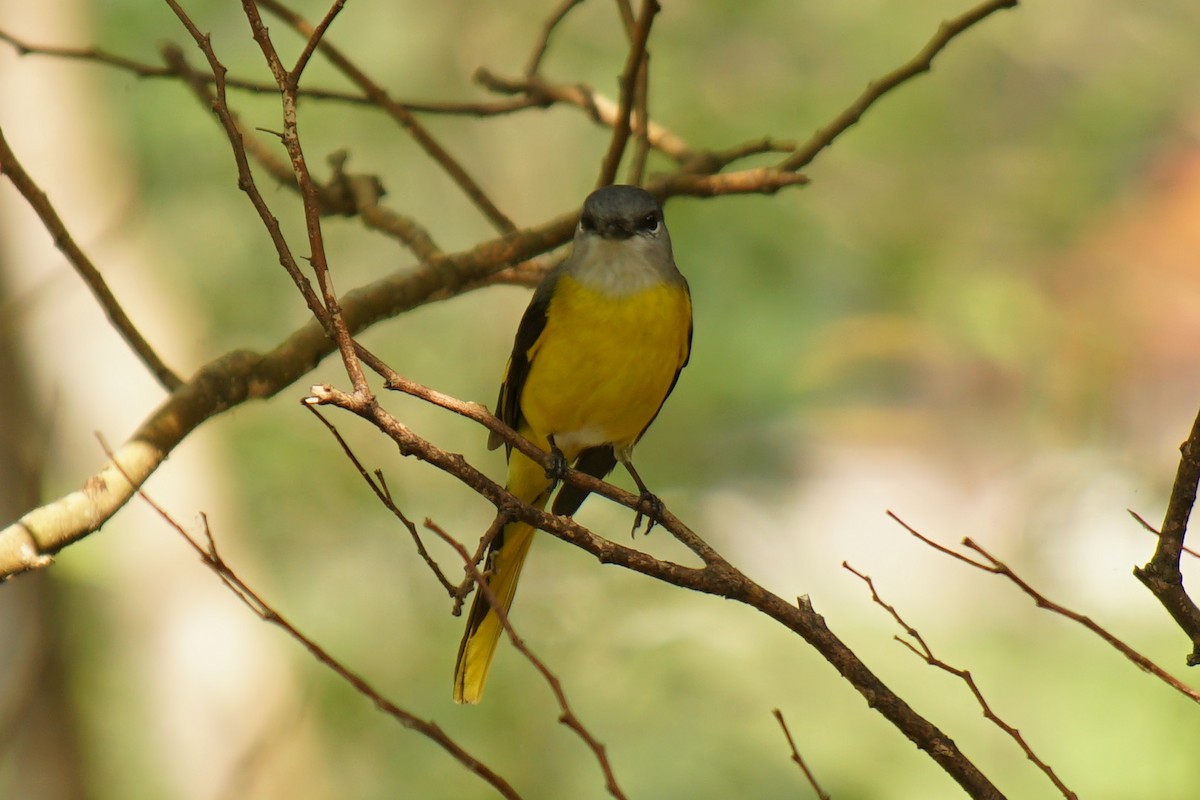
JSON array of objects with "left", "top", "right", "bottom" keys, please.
[{"left": 4, "top": 0, "right": 1200, "bottom": 798}]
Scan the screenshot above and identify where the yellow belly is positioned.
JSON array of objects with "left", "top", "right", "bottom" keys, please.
[{"left": 518, "top": 275, "right": 691, "bottom": 458}]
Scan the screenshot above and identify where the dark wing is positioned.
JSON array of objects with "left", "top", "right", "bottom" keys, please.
[{"left": 488, "top": 270, "right": 561, "bottom": 452}]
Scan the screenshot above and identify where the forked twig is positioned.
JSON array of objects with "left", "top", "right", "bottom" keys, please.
[
  {"left": 96, "top": 436, "right": 522, "bottom": 800},
  {"left": 844, "top": 563, "right": 1077, "bottom": 799},
  {"left": 890, "top": 512, "right": 1200, "bottom": 704},
  {"left": 426, "top": 520, "right": 628, "bottom": 800}
]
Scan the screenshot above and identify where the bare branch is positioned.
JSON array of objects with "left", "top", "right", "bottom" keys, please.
[
  {"left": 255, "top": 0, "right": 517, "bottom": 234},
  {"left": 771, "top": 709, "right": 831, "bottom": 800},
  {"left": 1135, "top": 405, "right": 1200, "bottom": 664},
  {"left": 306, "top": 383, "right": 1006, "bottom": 798},
  {"left": 891, "top": 514, "right": 1200, "bottom": 704},
  {"left": 779, "top": 0, "right": 1019, "bottom": 173},
  {"left": 844, "top": 563, "right": 1077, "bottom": 799},
  {"left": 595, "top": 0, "right": 659, "bottom": 187},
  {"left": 0, "top": 126, "right": 182, "bottom": 391},
  {"left": 427, "top": 520, "right": 628, "bottom": 800},
  {"left": 98, "top": 438, "right": 523, "bottom": 800},
  {"left": 303, "top": 403, "right": 457, "bottom": 595},
  {"left": 524, "top": 0, "right": 587, "bottom": 76}
]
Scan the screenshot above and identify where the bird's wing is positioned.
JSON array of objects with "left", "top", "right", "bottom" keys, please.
[{"left": 488, "top": 270, "right": 560, "bottom": 452}]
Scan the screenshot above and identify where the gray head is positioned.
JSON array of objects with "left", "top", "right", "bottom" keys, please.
[
  {"left": 565, "top": 185, "right": 680, "bottom": 290},
  {"left": 577, "top": 185, "right": 668, "bottom": 243}
]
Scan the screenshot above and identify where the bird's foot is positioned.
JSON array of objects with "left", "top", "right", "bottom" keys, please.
[
  {"left": 545, "top": 443, "right": 569, "bottom": 483},
  {"left": 631, "top": 491, "right": 663, "bottom": 537}
]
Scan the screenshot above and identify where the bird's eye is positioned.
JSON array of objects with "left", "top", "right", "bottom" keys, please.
[
  {"left": 639, "top": 213, "right": 661, "bottom": 233},
  {"left": 579, "top": 214, "right": 597, "bottom": 233}
]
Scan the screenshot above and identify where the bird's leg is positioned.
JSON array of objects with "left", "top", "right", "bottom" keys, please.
[
  {"left": 621, "top": 456, "right": 662, "bottom": 536},
  {"left": 544, "top": 434, "right": 569, "bottom": 484}
]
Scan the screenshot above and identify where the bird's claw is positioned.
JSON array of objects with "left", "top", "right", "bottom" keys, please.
[{"left": 630, "top": 491, "right": 663, "bottom": 537}]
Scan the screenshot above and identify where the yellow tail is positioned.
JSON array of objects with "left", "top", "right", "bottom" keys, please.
[
  {"left": 453, "top": 519, "right": 535, "bottom": 704},
  {"left": 453, "top": 450, "right": 550, "bottom": 704}
]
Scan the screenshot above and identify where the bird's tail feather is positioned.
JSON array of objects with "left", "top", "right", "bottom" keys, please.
[{"left": 453, "top": 518, "right": 536, "bottom": 704}]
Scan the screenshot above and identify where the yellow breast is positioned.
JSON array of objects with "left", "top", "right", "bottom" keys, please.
[{"left": 518, "top": 274, "right": 691, "bottom": 458}]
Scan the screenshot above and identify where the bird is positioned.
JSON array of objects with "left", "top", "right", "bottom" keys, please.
[{"left": 453, "top": 184, "right": 693, "bottom": 704}]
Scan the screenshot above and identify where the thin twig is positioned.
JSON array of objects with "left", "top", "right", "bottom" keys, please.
[
  {"left": 303, "top": 403, "right": 456, "bottom": 595},
  {"left": 0, "top": 27, "right": 553, "bottom": 115},
  {"left": 595, "top": 0, "right": 659, "bottom": 188},
  {"left": 771, "top": 709, "right": 831, "bottom": 800},
  {"left": 427, "top": 520, "right": 629, "bottom": 800},
  {"left": 96, "top": 436, "right": 523, "bottom": 800},
  {"left": 0, "top": 126, "right": 182, "bottom": 391},
  {"left": 779, "top": 0, "right": 1019, "bottom": 172},
  {"left": 524, "top": 0, "right": 586, "bottom": 76},
  {"left": 1129, "top": 509, "right": 1200, "bottom": 560},
  {"left": 238, "top": 0, "right": 370, "bottom": 397},
  {"left": 844, "top": 563, "right": 1077, "bottom": 799},
  {"left": 306, "top": 383, "right": 1006, "bottom": 798},
  {"left": 889, "top": 513, "right": 1200, "bottom": 704},
  {"left": 255, "top": 0, "right": 517, "bottom": 234}
]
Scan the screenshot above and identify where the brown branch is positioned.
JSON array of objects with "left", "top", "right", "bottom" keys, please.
[
  {"left": 99, "top": 438, "right": 522, "bottom": 800},
  {"left": 524, "top": 0, "right": 587, "bottom": 76},
  {"left": 771, "top": 709, "right": 830, "bottom": 800},
  {"left": 0, "top": 27, "right": 554, "bottom": 115},
  {"left": 844, "top": 563, "right": 1077, "bottom": 799},
  {"left": 254, "top": 0, "right": 517, "bottom": 234},
  {"left": 1134, "top": 406, "right": 1200, "bottom": 664},
  {"left": 237, "top": 0, "right": 369, "bottom": 397},
  {"left": 1130, "top": 508, "right": 1200, "bottom": 560},
  {"left": 0, "top": 202, "right": 579, "bottom": 581},
  {"left": 778, "top": 0, "right": 1019, "bottom": 173},
  {"left": 595, "top": 0, "right": 658, "bottom": 187},
  {"left": 307, "top": 383, "right": 1005, "bottom": 798},
  {"left": 474, "top": 70, "right": 699, "bottom": 164},
  {"left": 426, "top": 519, "right": 627, "bottom": 800},
  {"left": 303, "top": 403, "right": 457, "bottom": 596},
  {"left": 0, "top": 126, "right": 182, "bottom": 391},
  {"left": 891, "top": 514, "right": 1200, "bottom": 704}
]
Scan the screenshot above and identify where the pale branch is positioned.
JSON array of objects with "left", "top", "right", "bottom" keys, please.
[
  {"left": 771, "top": 709, "right": 831, "bottom": 800},
  {"left": 890, "top": 513, "right": 1200, "bottom": 705},
  {"left": 101, "top": 442, "right": 523, "bottom": 800},
  {"left": 0, "top": 206, "right": 577, "bottom": 581},
  {"left": 1135, "top": 404, "right": 1200, "bottom": 664},
  {"left": 306, "top": 383, "right": 1006, "bottom": 799},
  {"left": 844, "top": 563, "right": 1077, "bottom": 800},
  {"left": 255, "top": 0, "right": 517, "bottom": 234},
  {"left": 427, "top": 519, "right": 628, "bottom": 800},
  {"left": 473, "top": 69, "right": 699, "bottom": 165},
  {"left": 779, "top": 0, "right": 1019, "bottom": 173},
  {"left": 0, "top": 126, "right": 182, "bottom": 392}
]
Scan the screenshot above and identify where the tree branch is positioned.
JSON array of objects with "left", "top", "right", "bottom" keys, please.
[
  {"left": 0, "top": 125, "right": 182, "bottom": 391},
  {"left": 779, "top": 0, "right": 1019, "bottom": 173},
  {"left": 1134, "top": 405, "right": 1200, "bottom": 664},
  {"left": 307, "top": 383, "right": 1006, "bottom": 798}
]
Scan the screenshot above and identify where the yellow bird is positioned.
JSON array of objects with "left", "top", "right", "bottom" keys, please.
[{"left": 453, "top": 185, "right": 693, "bottom": 704}]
